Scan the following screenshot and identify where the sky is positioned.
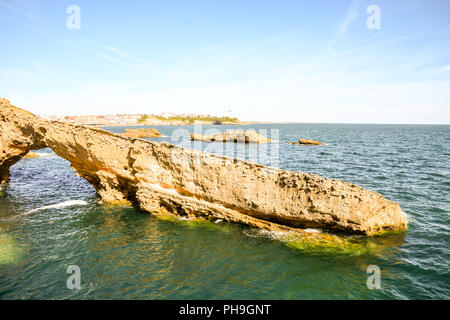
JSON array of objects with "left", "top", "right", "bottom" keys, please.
[{"left": 1, "top": 0, "right": 449, "bottom": 123}]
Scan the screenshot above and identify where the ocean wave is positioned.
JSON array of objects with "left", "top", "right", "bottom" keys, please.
[
  {"left": 243, "top": 228, "right": 289, "bottom": 240},
  {"left": 22, "top": 200, "right": 88, "bottom": 216},
  {"left": 303, "top": 228, "right": 323, "bottom": 233},
  {"left": 243, "top": 227, "right": 323, "bottom": 241},
  {"left": 34, "top": 152, "right": 54, "bottom": 158},
  {"left": 179, "top": 216, "right": 194, "bottom": 221}
]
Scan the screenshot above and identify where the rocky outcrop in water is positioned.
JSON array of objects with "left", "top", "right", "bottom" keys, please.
[
  {"left": 121, "top": 128, "right": 161, "bottom": 138},
  {"left": 0, "top": 98, "right": 407, "bottom": 236},
  {"left": 190, "top": 129, "right": 271, "bottom": 143},
  {"left": 290, "top": 139, "right": 324, "bottom": 145}
]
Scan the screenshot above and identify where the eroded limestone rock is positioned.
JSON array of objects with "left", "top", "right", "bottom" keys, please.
[
  {"left": 190, "top": 129, "right": 271, "bottom": 143},
  {"left": 0, "top": 98, "right": 407, "bottom": 236}
]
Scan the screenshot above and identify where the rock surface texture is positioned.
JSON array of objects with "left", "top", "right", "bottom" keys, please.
[
  {"left": 190, "top": 129, "right": 271, "bottom": 143},
  {"left": 0, "top": 98, "right": 407, "bottom": 236}
]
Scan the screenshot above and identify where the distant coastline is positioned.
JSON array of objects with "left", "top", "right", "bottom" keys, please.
[
  {"left": 41, "top": 113, "right": 249, "bottom": 127},
  {"left": 40, "top": 113, "right": 450, "bottom": 127}
]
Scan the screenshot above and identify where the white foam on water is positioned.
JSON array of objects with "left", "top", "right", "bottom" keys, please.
[
  {"left": 304, "top": 228, "right": 322, "bottom": 233},
  {"left": 35, "top": 152, "right": 54, "bottom": 158},
  {"left": 243, "top": 227, "right": 325, "bottom": 243},
  {"left": 243, "top": 228, "right": 289, "bottom": 240},
  {"left": 23, "top": 200, "right": 88, "bottom": 216}
]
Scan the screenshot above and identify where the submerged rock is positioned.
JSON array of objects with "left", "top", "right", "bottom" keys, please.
[
  {"left": 190, "top": 129, "right": 271, "bottom": 143},
  {"left": 0, "top": 98, "right": 407, "bottom": 236},
  {"left": 120, "top": 128, "right": 161, "bottom": 138},
  {"left": 0, "top": 230, "right": 24, "bottom": 265}
]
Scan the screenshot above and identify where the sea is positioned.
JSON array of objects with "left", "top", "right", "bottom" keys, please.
[{"left": 0, "top": 123, "right": 449, "bottom": 299}]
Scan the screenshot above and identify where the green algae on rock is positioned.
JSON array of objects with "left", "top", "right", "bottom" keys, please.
[{"left": 282, "top": 230, "right": 406, "bottom": 255}]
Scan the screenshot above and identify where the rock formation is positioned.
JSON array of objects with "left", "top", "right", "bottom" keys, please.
[
  {"left": 290, "top": 139, "right": 324, "bottom": 145},
  {"left": 121, "top": 128, "right": 161, "bottom": 138},
  {"left": 190, "top": 129, "right": 271, "bottom": 143},
  {"left": 0, "top": 98, "right": 407, "bottom": 236}
]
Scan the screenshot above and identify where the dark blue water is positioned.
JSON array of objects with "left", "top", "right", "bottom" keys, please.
[{"left": 1, "top": 124, "right": 449, "bottom": 299}]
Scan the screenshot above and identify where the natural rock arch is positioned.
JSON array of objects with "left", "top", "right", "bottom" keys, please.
[{"left": 0, "top": 98, "right": 407, "bottom": 236}]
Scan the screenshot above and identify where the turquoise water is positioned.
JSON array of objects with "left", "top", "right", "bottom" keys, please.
[{"left": 0, "top": 124, "right": 449, "bottom": 299}]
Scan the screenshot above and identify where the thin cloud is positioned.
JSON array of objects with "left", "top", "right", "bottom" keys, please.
[
  {"left": 328, "top": 0, "right": 362, "bottom": 54},
  {"left": 64, "top": 38, "right": 143, "bottom": 67},
  {"left": 3, "top": 14, "right": 34, "bottom": 29},
  {"left": 99, "top": 54, "right": 132, "bottom": 66},
  {"left": 106, "top": 46, "right": 149, "bottom": 65},
  {"left": 97, "top": 45, "right": 149, "bottom": 67},
  {"left": 394, "top": 64, "right": 418, "bottom": 75},
  {"left": 0, "top": 0, "right": 45, "bottom": 23},
  {"left": 77, "top": 40, "right": 147, "bottom": 67}
]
